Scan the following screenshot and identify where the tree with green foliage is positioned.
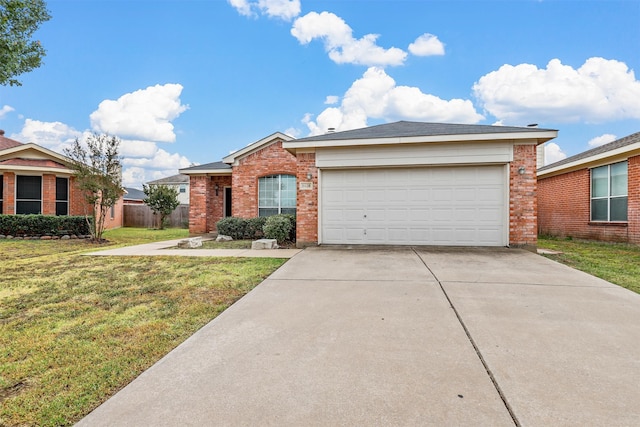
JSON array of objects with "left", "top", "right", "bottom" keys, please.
[
  {"left": 143, "top": 184, "right": 180, "bottom": 230},
  {"left": 0, "top": 0, "right": 51, "bottom": 86},
  {"left": 64, "top": 134, "right": 124, "bottom": 242}
]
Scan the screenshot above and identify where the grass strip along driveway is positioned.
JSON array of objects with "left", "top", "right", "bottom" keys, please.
[
  {"left": 538, "top": 236, "right": 640, "bottom": 295},
  {"left": 0, "top": 228, "right": 287, "bottom": 426}
]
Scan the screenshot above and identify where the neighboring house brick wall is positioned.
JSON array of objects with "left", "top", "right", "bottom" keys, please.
[
  {"left": 69, "top": 177, "right": 86, "bottom": 216},
  {"left": 509, "top": 144, "right": 538, "bottom": 248},
  {"left": 231, "top": 140, "right": 297, "bottom": 218},
  {"left": 42, "top": 174, "right": 56, "bottom": 215},
  {"left": 538, "top": 154, "right": 640, "bottom": 243},
  {"left": 295, "top": 152, "right": 318, "bottom": 246}
]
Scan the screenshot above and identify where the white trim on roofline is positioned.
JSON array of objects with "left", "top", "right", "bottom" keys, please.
[
  {"left": 0, "top": 165, "right": 75, "bottom": 174},
  {"left": 283, "top": 131, "right": 557, "bottom": 151},
  {"left": 222, "top": 132, "right": 293, "bottom": 164},
  {"left": 0, "top": 143, "right": 73, "bottom": 165},
  {"left": 538, "top": 141, "right": 640, "bottom": 178}
]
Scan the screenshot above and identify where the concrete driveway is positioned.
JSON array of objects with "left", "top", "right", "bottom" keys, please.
[{"left": 77, "top": 247, "right": 640, "bottom": 426}]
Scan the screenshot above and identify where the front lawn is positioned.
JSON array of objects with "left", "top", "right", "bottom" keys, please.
[
  {"left": 538, "top": 236, "right": 640, "bottom": 294},
  {"left": 0, "top": 228, "right": 287, "bottom": 426}
]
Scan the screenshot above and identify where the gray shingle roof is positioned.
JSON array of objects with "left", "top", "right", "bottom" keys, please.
[
  {"left": 294, "top": 121, "right": 556, "bottom": 142},
  {"left": 539, "top": 131, "right": 640, "bottom": 172},
  {"left": 147, "top": 174, "right": 190, "bottom": 184},
  {"left": 180, "top": 161, "right": 231, "bottom": 172},
  {"left": 124, "top": 187, "right": 146, "bottom": 201}
]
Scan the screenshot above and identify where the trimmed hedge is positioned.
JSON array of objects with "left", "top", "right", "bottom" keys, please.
[
  {"left": 216, "top": 214, "right": 296, "bottom": 242},
  {"left": 0, "top": 215, "right": 90, "bottom": 237}
]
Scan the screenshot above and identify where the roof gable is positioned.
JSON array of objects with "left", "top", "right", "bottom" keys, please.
[{"left": 222, "top": 132, "right": 294, "bottom": 164}]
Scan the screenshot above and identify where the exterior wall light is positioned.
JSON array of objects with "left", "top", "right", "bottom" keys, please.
[
  {"left": 518, "top": 166, "right": 526, "bottom": 175},
  {"left": 215, "top": 183, "right": 219, "bottom": 196},
  {"left": 307, "top": 173, "right": 313, "bottom": 180}
]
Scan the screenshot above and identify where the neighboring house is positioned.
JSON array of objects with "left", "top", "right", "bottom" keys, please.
[
  {"left": 538, "top": 132, "right": 640, "bottom": 244},
  {"left": 147, "top": 174, "right": 190, "bottom": 204},
  {"left": 181, "top": 121, "right": 557, "bottom": 249},
  {"left": 123, "top": 187, "right": 146, "bottom": 205},
  {"left": 0, "top": 130, "right": 123, "bottom": 229}
]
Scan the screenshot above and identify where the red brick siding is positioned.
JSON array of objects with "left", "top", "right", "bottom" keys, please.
[
  {"left": 538, "top": 154, "right": 640, "bottom": 243},
  {"left": 2, "top": 173, "right": 14, "bottom": 214},
  {"left": 188, "top": 175, "right": 232, "bottom": 234},
  {"left": 295, "top": 152, "right": 318, "bottom": 246},
  {"left": 509, "top": 144, "right": 538, "bottom": 247},
  {"left": 69, "top": 177, "right": 87, "bottom": 216},
  {"left": 231, "top": 140, "right": 298, "bottom": 218},
  {"left": 210, "top": 175, "right": 232, "bottom": 232},
  {"left": 42, "top": 174, "right": 56, "bottom": 215}
]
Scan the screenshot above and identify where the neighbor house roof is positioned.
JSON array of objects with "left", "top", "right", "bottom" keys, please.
[
  {"left": 124, "top": 187, "right": 146, "bottom": 201},
  {"left": 538, "top": 131, "right": 640, "bottom": 178},
  {"left": 284, "top": 121, "right": 557, "bottom": 150},
  {"left": 180, "top": 161, "right": 232, "bottom": 175},
  {"left": 0, "top": 158, "right": 68, "bottom": 169},
  {"left": 147, "top": 173, "right": 189, "bottom": 185}
]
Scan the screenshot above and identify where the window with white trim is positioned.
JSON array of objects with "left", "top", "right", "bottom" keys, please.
[
  {"left": 56, "top": 177, "right": 69, "bottom": 216},
  {"left": 16, "top": 175, "right": 42, "bottom": 215},
  {"left": 591, "top": 161, "right": 627, "bottom": 222},
  {"left": 258, "top": 174, "right": 296, "bottom": 217}
]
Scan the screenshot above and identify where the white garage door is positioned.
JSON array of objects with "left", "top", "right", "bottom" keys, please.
[{"left": 321, "top": 166, "right": 507, "bottom": 246}]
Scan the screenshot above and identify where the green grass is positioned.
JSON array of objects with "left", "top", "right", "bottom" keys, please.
[
  {"left": 538, "top": 236, "right": 640, "bottom": 294},
  {"left": 198, "top": 239, "right": 253, "bottom": 249},
  {"left": 0, "top": 228, "right": 286, "bottom": 426}
]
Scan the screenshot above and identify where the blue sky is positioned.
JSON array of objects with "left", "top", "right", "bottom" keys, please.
[{"left": 1, "top": 0, "right": 639, "bottom": 188}]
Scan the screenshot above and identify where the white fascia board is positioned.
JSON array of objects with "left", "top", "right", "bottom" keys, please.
[
  {"left": 179, "top": 168, "right": 231, "bottom": 176},
  {"left": 283, "top": 130, "right": 557, "bottom": 150},
  {"left": 538, "top": 141, "right": 640, "bottom": 178},
  {"left": 0, "top": 165, "right": 75, "bottom": 174},
  {"left": 222, "top": 132, "right": 294, "bottom": 163}
]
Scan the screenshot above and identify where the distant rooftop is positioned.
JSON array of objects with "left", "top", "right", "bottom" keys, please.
[
  {"left": 180, "top": 161, "right": 232, "bottom": 172},
  {"left": 124, "top": 187, "right": 146, "bottom": 201},
  {"left": 147, "top": 173, "right": 190, "bottom": 185}
]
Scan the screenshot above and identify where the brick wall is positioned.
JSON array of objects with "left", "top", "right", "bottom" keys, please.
[
  {"left": 231, "top": 140, "right": 298, "bottom": 218},
  {"left": 295, "top": 152, "right": 318, "bottom": 246},
  {"left": 2, "top": 173, "right": 14, "bottom": 214},
  {"left": 42, "top": 174, "right": 56, "bottom": 215},
  {"left": 509, "top": 144, "right": 538, "bottom": 248},
  {"left": 538, "top": 154, "right": 639, "bottom": 243},
  {"left": 69, "top": 176, "right": 87, "bottom": 216},
  {"left": 210, "top": 175, "right": 232, "bottom": 232},
  {"left": 189, "top": 175, "right": 212, "bottom": 234}
]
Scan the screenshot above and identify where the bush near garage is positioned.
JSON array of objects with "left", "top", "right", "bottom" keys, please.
[{"left": 263, "top": 214, "right": 294, "bottom": 244}]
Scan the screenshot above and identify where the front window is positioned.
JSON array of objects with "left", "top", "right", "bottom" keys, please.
[
  {"left": 16, "top": 175, "right": 42, "bottom": 215},
  {"left": 56, "top": 177, "right": 69, "bottom": 215},
  {"left": 591, "top": 161, "right": 627, "bottom": 222},
  {"left": 258, "top": 174, "right": 296, "bottom": 216}
]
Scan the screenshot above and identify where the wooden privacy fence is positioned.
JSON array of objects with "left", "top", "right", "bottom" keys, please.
[{"left": 123, "top": 204, "right": 189, "bottom": 228}]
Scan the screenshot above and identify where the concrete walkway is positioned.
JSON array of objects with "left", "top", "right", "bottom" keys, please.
[
  {"left": 85, "top": 238, "right": 302, "bottom": 258},
  {"left": 77, "top": 247, "right": 640, "bottom": 426}
]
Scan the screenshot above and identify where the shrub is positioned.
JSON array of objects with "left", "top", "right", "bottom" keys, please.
[
  {"left": 245, "top": 217, "right": 267, "bottom": 240},
  {"left": 281, "top": 214, "right": 296, "bottom": 241},
  {"left": 0, "top": 215, "right": 90, "bottom": 237},
  {"left": 263, "top": 215, "right": 293, "bottom": 243},
  {"left": 215, "top": 217, "right": 247, "bottom": 240}
]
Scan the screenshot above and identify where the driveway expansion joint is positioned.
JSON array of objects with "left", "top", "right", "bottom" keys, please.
[{"left": 412, "top": 248, "right": 521, "bottom": 427}]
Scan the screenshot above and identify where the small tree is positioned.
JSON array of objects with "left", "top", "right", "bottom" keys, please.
[
  {"left": 0, "top": 0, "right": 52, "bottom": 86},
  {"left": 64, "top": 134, "right": 124, "bottom": 242},
  {"left": 143, "top": 184, "right": 180, "bottom": 230}
]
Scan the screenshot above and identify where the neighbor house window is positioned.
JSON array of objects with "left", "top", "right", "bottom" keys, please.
[
  {"left": 591, "top": 161, "right": 628, "bottom": 222},
  {"left": 56, "top": 177, "right": 69, "bottom": 216},
  {"left": 16, "top": 175, "right": 42, "bottom": 214},
  {"left": 258, "top": 174, "right": 296, "bottom": 216},
  {"left": 179, "top": 184, "right": 186, "bottom": 193}
]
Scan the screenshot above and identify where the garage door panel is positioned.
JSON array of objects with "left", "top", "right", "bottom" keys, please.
[{"left": 321, "top": 166, "right": 506, "bottom": 246}]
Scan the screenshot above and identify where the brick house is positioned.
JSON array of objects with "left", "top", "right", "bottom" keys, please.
[
  {"left": 538, "top": 132, "right": 640, "bottom": 244},
  {"left": 0, "top": 130, "right": 123, "bottom": 229},
  {"left": 181, "top": 121, "right": 557, "bottom": 249}
]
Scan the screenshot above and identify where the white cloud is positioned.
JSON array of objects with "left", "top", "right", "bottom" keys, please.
[
  {"left": 90, "top": 83, "right": 188, "bottom": 143},
  {"left": 122, "top": 147, "right": 191, "bottom": 170},
  {"left": 283, "top": 127, "right": 301, "bottom": 138},
  {"left": 324, "top": 95, "right": 339, "bottom": 105},
  {"left": 291, "top": 11, "right": 407, "bottom": 67},
  {"left": 473, "top": 57, "right": 640, "bottom": 124},
  {"left": 0, "top": 105, "right": 15, "bottom": 119},
  {"left": 119, "top": 139, "right": 159, "bottom": 158},
  {"left": 228, "top": 0, "right": 300, "bottom": 20},
  {"left": 408, "top": 33, "right": 445, "bottom": 56},
  {"left": 11, "top": 119, "right": 82, "bottom": 153},
  {"left": 122, "top": 167, "right": 148, "bottom": 189},
  {"left": 588, "top": 133, "right": 617, "bottom": 148},
  {"left": 304, "top": 67, "right": 484, "bottom": 135},
  {"left": 544, "top": 142, "right": 567, "bottom": 165}
]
